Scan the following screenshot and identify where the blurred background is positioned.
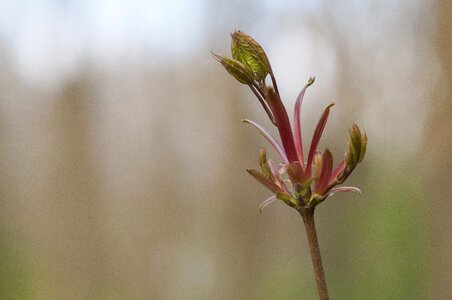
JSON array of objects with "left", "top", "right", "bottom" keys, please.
[{"left": 0, "top": 0, "right": 451, "bottom": 299}]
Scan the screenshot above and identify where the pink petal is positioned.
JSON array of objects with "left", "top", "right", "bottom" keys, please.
[
  {"left": 314, "top": 149, "right": 333, "bottom": 194},
  {"left": 247, "top": 169, "right": 284, "bottom": 194},
  {"left": 243, "top": 119, "right": 289, "bottom": 163},
  {"left": 278, "top": 163, "right": 291, "bottom": 175},
  {"left": 293, "top": 78, "right": 315, "bottom": 168},
  {"left": 268, "top": 160, "right": 289, "bottom": 192},
  {"left": 327, "top": 186, "right": 361, "bottom": 197},
  {"left": 305, "top": 103, "right": 335, "bottom": 177},
  {"left": 329, "top": 159, "right": 346, "bottom": 186},
  {"left": 258, "top": 195, "right": 277, "bottom": 213},
  {"left": 287, "top": 161, "right": 305, "bottom": 185}
]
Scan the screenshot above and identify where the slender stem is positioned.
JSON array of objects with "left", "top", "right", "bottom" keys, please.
[
  {"left": 249, "top": 84, "right": 276, "bottom": 125},
  {"left": 299, "top": 207, "right": 330, "bottom": 300},
  {"left": 270, "top": 73, "right": 279, "bottom": 95}
]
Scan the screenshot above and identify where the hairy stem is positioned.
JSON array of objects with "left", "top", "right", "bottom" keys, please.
[{"left": 299, "top": 207, "right": 330, "bottom": 300}]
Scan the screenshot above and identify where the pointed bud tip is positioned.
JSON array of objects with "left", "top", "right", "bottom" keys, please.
[
  {"left": 211, "top": 51, "right": 221, "bottom": 60},
  {"left": 350, "top": 123, "right": 361, "bottom": 135}
]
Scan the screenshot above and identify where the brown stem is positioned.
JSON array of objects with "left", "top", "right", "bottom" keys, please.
[{"left": 299, "top": 207, "right": 330, "bottom": 300}]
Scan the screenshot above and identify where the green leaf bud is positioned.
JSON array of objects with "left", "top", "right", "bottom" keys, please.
[
  {"left": 231, "top": 31, "right": 271, "bottom": 81},
  {"left": 212, "top": 52, "right": 255, "bottom": 84}
]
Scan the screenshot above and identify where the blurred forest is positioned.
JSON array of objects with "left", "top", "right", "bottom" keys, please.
[{"left": 0, "top": 0, "right": 451, "bottom": 299}]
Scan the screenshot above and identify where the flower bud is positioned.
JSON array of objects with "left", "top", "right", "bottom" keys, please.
[
  {"left": 345, "top": 124, "right": 360, "bottom": 165},
  {"left": 212, "top": 52, "right": 255, "bottom": 84},
  {"left": 231, "top": 31, "right": 271, "bottom": 81}
]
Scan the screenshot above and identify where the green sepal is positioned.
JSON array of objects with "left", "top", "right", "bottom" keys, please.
[
  {"left": 258, "top": 148, "right": 274, "bottom": 182},
  {"left": 294, "top": 178, "right": 314, "bottom": 199},
  {"left": 308, "top": 193, "right": 327, "bottom": 208},
  {"left": 276, "top": 192, "right": 300, "bottom": 209}
]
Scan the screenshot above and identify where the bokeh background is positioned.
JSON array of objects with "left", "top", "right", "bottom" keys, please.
[{"left": 0, "top": 0, "right": 451, "bottom": 299}]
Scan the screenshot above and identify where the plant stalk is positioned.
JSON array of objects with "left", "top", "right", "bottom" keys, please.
[{"left": 299, "top": 207, "right": 330, "bottom": 300}]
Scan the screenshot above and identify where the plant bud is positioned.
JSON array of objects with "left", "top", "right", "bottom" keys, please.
[
  {"left": 345, "top": 124, "right": 361, "bottom": 165},
  {"left": 231, "top": 31, "right": 271, "bottom": 81},
  {"left": 212, "top": 52, "right": 255, "bottom": 84},
  {"left": 258, "top": 148, "right": 274, "bottom": 181}
]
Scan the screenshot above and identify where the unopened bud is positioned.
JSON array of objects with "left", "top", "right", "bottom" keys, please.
[
  {"left": 346, "top": 124, "right": 367, "bottom": 167},
  {"left": 231, "top": 31, "right": 271, "bottom": 81},
  {"left": 212, "top": 52, "right": 255, "bottom": 84}
]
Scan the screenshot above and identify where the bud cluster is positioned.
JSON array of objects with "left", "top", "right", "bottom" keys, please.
[
  {"left": 213, "top": 31, "right": 271, "bottom": 85},
  {"left": 213, "top": 31, "right": 367, "bottom": 212}
]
